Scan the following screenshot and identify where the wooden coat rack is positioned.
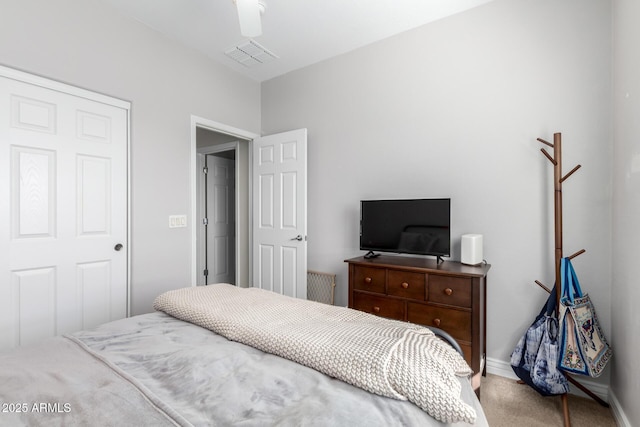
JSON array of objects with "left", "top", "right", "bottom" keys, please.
[{"left": 533, "top": 133, "right": 608, "bottom": 427}]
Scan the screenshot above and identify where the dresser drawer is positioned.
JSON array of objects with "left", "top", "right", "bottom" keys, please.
[
  {"left": 428, "top": 275, "right": 472, "bottom": 308},
  {"left": 387, "top": 270, "right": 425, "bottom": 300},
  {"left": 352, "top": 266, "right": 386, "bottom": 294},
  {"left": 353, "top": 292, "right": 404, "bottom": 321},
  {"left": 407, "top": 303, "right": 471, "bottom": 342}
]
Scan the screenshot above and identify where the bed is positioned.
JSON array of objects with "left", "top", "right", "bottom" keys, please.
[{"left": 0, "top": 284, "right": 488, "bottom": 426}]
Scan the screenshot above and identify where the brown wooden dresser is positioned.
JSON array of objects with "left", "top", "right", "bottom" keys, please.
[{"left": 345, "top": 255, "right": 491, "bottom": 392}]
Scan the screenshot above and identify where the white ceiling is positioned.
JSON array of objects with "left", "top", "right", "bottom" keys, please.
[{"left": 99, "top": 0, "right": 494, "bottom": 82}]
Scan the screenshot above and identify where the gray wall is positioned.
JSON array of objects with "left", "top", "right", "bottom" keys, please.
[
  {"left": 0, "top": 0, "right": 261, "bottom": 315},
  {"left": 3, "top": 0, "right": 636, "bottom": 424},
  {"left": 262, "top": 0, "right": 613, "bottom": 387},
  {"left": 612, "top": 0, "right": 640, "bottom": 425}
]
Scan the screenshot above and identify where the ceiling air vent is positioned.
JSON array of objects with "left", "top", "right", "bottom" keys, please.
[{"left": 225, "top": 40, "right": 278, "bottom": 68}]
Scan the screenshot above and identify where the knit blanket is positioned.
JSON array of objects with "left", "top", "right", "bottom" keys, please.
[{"left": 153, "top": 284, "right": 477, "bottom": 424}]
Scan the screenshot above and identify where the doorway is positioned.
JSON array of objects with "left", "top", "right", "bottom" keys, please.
[
  {"left": 192, "top": 118, "right": 257, "bottom": 287},
  {"left": 190, "top": 116, "right": 308, "bottom": 297}
]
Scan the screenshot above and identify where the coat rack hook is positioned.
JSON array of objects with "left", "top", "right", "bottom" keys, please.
[
  {"left": 540, "top": 148, "right": 557, "bottom": 165},
  {"left": 567, "top": 249, "right": 586, "bottom": 260},
  {"left": 534, "top": 280, "right": 552, "bottom": 294},
  {"left": 537, "top": 137, "right": 554, "bottom": 148},
  {"left": 560, "top": 164, "right": 582, "bottom": 183}
]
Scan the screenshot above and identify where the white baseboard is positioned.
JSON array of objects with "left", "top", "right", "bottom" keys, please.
[
  {"left": 485, "top": 357, "right": 520, "bottom": 380},
  {"left": 485, "top": 357, "right": 608, "bottom": 401},
  {"left": 485, "top": 357, "right": 631, "bottom": 426},
  {"left": 608, "top": 390, "right": 632, "bottom": 427}
]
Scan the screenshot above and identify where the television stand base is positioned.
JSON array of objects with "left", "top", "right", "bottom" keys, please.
[
  {"left": 436, "top": 255, "right": 444, "bottom": 264},
  {"left": 364, "top": 251, "right": 380, "bottom": 259}
]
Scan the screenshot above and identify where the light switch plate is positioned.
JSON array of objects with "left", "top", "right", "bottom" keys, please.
[{"left": 169, "top": 215, "right": 187, "bottom": 228}]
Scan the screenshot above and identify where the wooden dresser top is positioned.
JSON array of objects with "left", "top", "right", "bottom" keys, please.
[{"left": 345, "top": 255, "right": 491, "bottom": 278}]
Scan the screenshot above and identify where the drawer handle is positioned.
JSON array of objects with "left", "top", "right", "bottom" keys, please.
[
  {"left": 432, "top": 318, "right": 441, "bottom": 327},
  {"left": 401, "top": 282, "right": 409, "bottom": 289},
  {"left": 364, "top": 277, "right": 372, "bottom": 284},
  {"left": 373, "top": 306, "right": 381, "bottom": 313},
  {"left": 444, "top": 288, "right": 453, "bottom": 296}
]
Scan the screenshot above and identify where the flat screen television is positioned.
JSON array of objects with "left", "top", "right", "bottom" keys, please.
[{"left": 360, "top": 198, "right": 450, "bottom": 260}]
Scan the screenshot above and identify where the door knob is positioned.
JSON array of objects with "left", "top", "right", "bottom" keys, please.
[
  {"left": 114, "top": 243, "right": 123, "bottom": 251},
  {"left": 290, "top": 235, "right": 303, "bottom": 241}
]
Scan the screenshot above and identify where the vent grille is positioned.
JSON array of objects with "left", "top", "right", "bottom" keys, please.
[
  {"left": 225, "top": 40, "right": 278, "bottom": 68},
  {"left": 307, "top": 270, "right": 336, "bottom": 305}
]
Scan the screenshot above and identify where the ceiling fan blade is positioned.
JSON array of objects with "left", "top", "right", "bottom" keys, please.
[{"left": 236, "top": 0, "right": 262, "bottom": 37}]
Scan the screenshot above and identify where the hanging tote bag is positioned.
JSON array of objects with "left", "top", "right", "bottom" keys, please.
[
  {"left": 558, "top": 257, "right": 612, "bottom": 377},
  {"left": 510, "top": 286, "right": 569, "bottom": 396}
]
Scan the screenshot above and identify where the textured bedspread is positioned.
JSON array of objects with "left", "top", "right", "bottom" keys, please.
[
  {"left": 154, "top": 284, "right": 476, "bottom": 424},
  {"left": 0, "top": 310, "right": 487, "bottom": 426}
]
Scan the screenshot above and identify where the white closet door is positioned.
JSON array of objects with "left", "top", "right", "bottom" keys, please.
[{"left": 0, "top": 68, "right": 129, "bottom": 351}]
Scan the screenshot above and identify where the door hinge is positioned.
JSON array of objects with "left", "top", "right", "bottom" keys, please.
[
  {"left": 203, "top": 218, "right": 208, "bottom": 225},
  {"left": 203, "top": 166, "right": 209, "bottom": 174},
  {"left": 203, "top": 269, "right": 208, "bottom": 277}
]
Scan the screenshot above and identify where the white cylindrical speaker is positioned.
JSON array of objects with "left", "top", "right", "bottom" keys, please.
[{"left": 461, "top": 234, "right": 483, "bottom": 266}]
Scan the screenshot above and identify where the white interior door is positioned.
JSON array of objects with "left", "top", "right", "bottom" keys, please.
[
  {"left": 252, "top": 129, "right": 307, "bottom": 299},
  {"left": 0, "top": 68, "right": 129, "bottom": 352},
  {"left": 206, "top": 155, "right": 235, "bottom": 284}
]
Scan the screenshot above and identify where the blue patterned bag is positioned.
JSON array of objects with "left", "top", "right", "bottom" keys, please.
[
  {"left": 558, "top": 258, "right": 612, "bottom": 377},
  {"left": 510, "top": 286, "right": 570, "bottom": 396}
]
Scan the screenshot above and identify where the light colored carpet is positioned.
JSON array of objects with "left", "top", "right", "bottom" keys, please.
[{"left": 480, "top": 374, "right": 616, "bottom": 427}]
